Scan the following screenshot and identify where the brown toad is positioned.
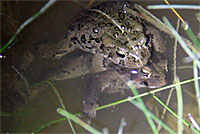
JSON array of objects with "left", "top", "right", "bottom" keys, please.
[{"left": 40, "top": 1, "right": 165, "bottom": 69}]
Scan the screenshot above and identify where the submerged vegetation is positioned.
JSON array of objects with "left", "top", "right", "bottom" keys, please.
[{"left": 1, "top": 0, "right": 200, "bottom": 133}]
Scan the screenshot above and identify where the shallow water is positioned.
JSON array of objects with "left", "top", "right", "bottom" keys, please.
[{"left": 1, "top": 0, "right": 199, "bottom": 133}]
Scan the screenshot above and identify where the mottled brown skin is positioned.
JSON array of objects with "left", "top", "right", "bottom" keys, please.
[
  {"left": 34, "top": 1, "right": 168, "bottom": 118},
  {"left": 36, "top": 0, "right": 167, "bottom": 81},
  {"left": 83, "top": 53, "right": 167, "bottom": 118},
  {"left": 48, "top": 1, "right": 165, "bottom": 69}
]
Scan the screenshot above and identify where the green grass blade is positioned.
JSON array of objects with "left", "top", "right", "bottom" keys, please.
[
  {"left": 130, "top": 100, "right": 176, "bottom": 134},
  {"left": 0, "top": 0, "right": 56, "bottom": 53},
  {"left": 127, "top": 81, "right": 158, "bottom": 134},
  {"left": 147, "top": 5, "right": 200, "bottom": 10},
  {"left": 175, "top": 77, "right": 184, "bottom": 134},
  {"left": 32, "top": 117, "right": 67, "bottom": 133},
  {"left": 57, "top": 108, "right": 102, "bottom": 134},
  {"left": 162, "top": 17, "right": 200, "bottom": 68},
  {"left": 153, "top": 95, "right": 200, "bottom": 133},
  {"left": 46, "top": 80, "right": 76, "bottom": 134},
  {"left": 184, "top": 26, "right": 200, "bottom": 50}
]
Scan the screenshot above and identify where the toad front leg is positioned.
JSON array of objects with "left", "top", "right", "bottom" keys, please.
[{"left": 83, "top": 70, "right": 123, "bottom": 118}]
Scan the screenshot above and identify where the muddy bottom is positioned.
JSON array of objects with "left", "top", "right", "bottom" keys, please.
[{"left": 1, "top": 0, "right": 199, "bottom": 133}]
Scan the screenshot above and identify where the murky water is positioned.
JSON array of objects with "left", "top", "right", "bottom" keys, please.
[{"left": 1, "top": 0, "right": 199, "bottom": 133}]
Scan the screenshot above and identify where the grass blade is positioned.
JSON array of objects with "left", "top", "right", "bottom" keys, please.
[
  {"left": 188, "top": 113, "right": 200, "bottom": 131},
  {"left": 175, "top": 77, "right": 184, "bottom": 134},
  {"left": 57, "top": 108, "right": 102, "bottom": 134},
  {"left": 153, "top": 96, "right": 200, "bottom": 133},
  {"left": 46, "top": 81, "right": 76, "bottom": 134},
  {"left": 117, "top": 118, "right": 127, "bottom": 134},
  {"left": 0, "top": 0, "right": 56, "bottom": 53},
  {"left": 127, "top": 81, "right": 158, "bottom": 134},
  {"left": 184, "top": 25, "right": 200, "bottom": 50},
  {"left": 127, "top": 82, "right": 176, "bottom": 133},
  {"left": 162, "top": 17, "right": 200, "bottom": 68},
  {"left": 130, "top": 100, "right": 176, "bottom": 134},
  {"left": 32, "top": 117, "right": 67, "bottom": 133},
  {"left": 193, "top": 61, "right": 200, "bottom": 117},
  {"left": 147, "top": 5, "right": 200, "bottom": 10}
]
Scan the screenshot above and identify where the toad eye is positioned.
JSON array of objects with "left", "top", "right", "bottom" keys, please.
[
  {"left": 116, "top": 50, "right": 126, "bottom": 58},
  {"left": 141, "top": 68, "right": 151, "bottom": 77}
]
